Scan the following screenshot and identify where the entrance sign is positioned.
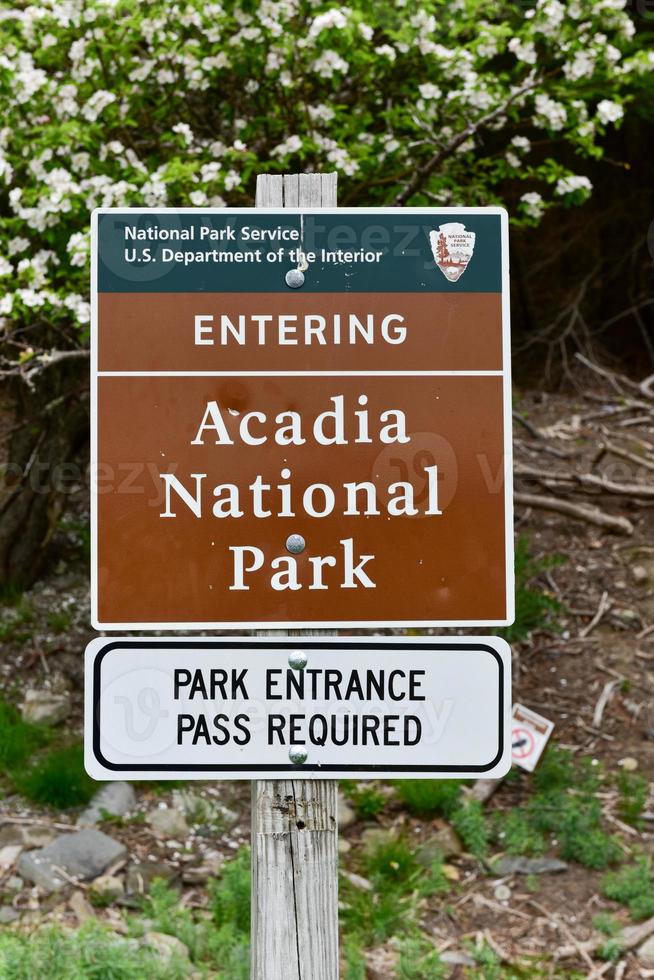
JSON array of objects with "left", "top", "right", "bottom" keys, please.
[
  {"left": 91, "top": 207, "right": 512, "bottom": 629},
  {"left": 511, "top": 703, "right": 554, "bottom": 772},
  {"left": 84, "top": 636, "right": 511, "bottom": 780}
]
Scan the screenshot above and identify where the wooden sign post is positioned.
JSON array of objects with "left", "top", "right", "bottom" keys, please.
[{"left": 252, "top": 172, "right": 339, "bottom": 980}]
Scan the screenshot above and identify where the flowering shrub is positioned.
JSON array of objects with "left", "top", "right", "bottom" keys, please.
[{"left": 0, "top": 0, "right": 650, "bottom": 350}]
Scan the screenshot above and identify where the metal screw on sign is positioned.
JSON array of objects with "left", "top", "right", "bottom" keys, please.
[
  {"left": 285, "top": 268, "right": 304, "bottom": 289},
  {"left": 288, "top": 649, "right": 308, "bottom": 671},
  {"left": 286, "top": 533, "right": 305, "bottom": 554},
  {"left": 289, "top": 747, "right": 308, "bottom": 765}
]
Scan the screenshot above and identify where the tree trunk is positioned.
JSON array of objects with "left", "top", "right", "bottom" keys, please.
[{"left": 0, "top": 358, "right": 89, "bottom": 589}]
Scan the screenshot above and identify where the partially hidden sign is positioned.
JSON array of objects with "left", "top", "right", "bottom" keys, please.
[
  {"left": 91, "top": 208, "right": 512, "bottom": 629},
  {"left": 85, "top": 637, "right": 511, "bottom": 780}
]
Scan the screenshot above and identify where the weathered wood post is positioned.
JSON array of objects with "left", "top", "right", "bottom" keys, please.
[{"left": 251, "top": 172, "right": 339, "bottom": 980}]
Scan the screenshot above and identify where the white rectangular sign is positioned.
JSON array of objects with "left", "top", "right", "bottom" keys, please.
[
  {"left": 85, "top": 636, "right": 511, "bottom": 780},
  {"left": 511, "top": 702, "right": 554, "bottom": 772}
]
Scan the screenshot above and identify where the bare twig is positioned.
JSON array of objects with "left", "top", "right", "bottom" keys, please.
[
  {"left": 599, "top": 441, "right": 654, "bottom": 474},
  {"left": 514, "top": 492, "right": 634, "bottom": 535},
  {"left": 592, "top": 678, "right": 617, "bottom": 727},
  {"left": 581, "top": 591, "right": 611, "bottom": 639},
  {"left": 392, "top": 76, "right": 539, "bottom": 204},
  {"left": 640, "top": 374, "right": 654, "bottom": 400}
]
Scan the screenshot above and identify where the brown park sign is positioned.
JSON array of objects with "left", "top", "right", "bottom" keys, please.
[{"left": 91, "top": 208, "right": 513, "bottom": 629}]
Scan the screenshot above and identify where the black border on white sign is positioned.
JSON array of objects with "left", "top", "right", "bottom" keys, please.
[{"left": 87, "top": 637, "right": 509, "bottom": 778}]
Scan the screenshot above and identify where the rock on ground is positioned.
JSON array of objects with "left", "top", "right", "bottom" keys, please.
[
  {"left": 89, "top": 873, "right": 124, "bottom": 903},
  {"left": 639, "top": 935, "right": 654, "bottom": 968},
  {"left": 492, "top": 856, "right": 568, "bottom": 875},
  {"left": 337, "top": 793, "right": 356, "bottom": 829},
  {"left": 77, "top": 782, "right": 137, "bottom": 826},
  {"left": 20, "top": 688, "right": 71, "bottom": 726},
  {"left": 148, "top": 807, "right": 189, "bottom": 839},
  {"left": 0, "top": 824, "right": 57, "bottom": 849},
  {"left": 125, "top": 861, "right": 179, "bottom": 897},
  {"left": 17, "top": 828, "right": 127, "bottom": 892},
  {"left": 142, "top": 932, "right": 191, "bottom": 964}
]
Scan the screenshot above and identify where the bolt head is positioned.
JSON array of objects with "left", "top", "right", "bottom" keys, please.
[
  {"left": 288, "top": 649, "right": 308, "bottom": 671},
  {"left": 289, "top": 747, "right": 308, "bottom": 765},
  {"left": 285, "top": 268, "right": 305, "bottom": 289},
  {"left": 286, "top": 533, "right": 305, "bottom": 555}
]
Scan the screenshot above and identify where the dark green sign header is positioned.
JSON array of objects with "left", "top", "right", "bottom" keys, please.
[{"left": 96, "top": 210, "right": 505, "bottom": 293}]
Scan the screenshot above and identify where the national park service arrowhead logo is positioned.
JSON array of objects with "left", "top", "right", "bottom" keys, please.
[{"left": 429, "top": 222, "right": 476, "bottom": 282}]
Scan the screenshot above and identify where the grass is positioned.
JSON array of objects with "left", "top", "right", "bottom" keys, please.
[
  {"left": 0, "top": 698, "right": 49, "bottom": 770},
  {"left": 46, "top": 609, "right": 73, "bottom": 634},
  {"left": 15, "top": 743, "right": 96, "bottom": 809},
  {"left": 131, "top": 852, "right": 250, "bottom": 978},
  {"left": 603, "top": 857, "right": 654, "bottom": 920},
  {"left": 395, "top": 780, "right": 488, "bottom": 858},
  {"left": 395, "top": 778, "right": 462, "bottom": 818},
  {"left": 341, "top": 780, "right": 386, "bottom": 821},
  {"left": 616, "top": 770, "right": 648, "bottom": 826},
  {"left": 0, "top": 595, "right": 34, "bottom": 645},
  {"left": 0, "top": 921, "right": 188, "bottom": 979},
  {"left": 209, "top": 847, "right": 251, "bottom": 935},
  {"left": 340, "top": 834, "right": 451, "bottom": 951},
  {"left": 496, "top": 535, "right": 565, "bottom": 643},
  {"left": 492, "top": 747, "right": 622, "bottom": 870},
  {"left": 396, "top": 934, "right": 447, "bottom": 978}
]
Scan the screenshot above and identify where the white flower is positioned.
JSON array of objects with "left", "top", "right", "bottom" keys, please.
[
  {"left": 0, "top": 153, "right": 12, "bottom": 184},
  {"left": 141, "top": 173, "right": 168, "bottom": 206},
  {"left": 0, "top": 256, "right": 12, "bottom": 276},
  {"left": 8, "top": 237, "right": 29, "bottom": 256},
  {"left": 81, "top": 90, "right": 116, "bottom": 122},
  {"left": 71, "top": 151, "right": 90, "bottom": 172},
  {"left": 508, "top": 38, "right": 537, "bottom": 64},
  {"left": 67, "top": 231, "right": 90, "bottom": 267},
  {"left": 129, "top": 60, "right": 154, "bottom": 82},
  {"left": 202, "top": 53, "right": 230, "bottom": 70},
  {"left": 418, "top": 83, "right": 442, "bottom": 100},
  {"left": 477, "top": 35, "right": 499, "bottom": 58},
  {"left": 308, "top": 9, "right": 350, "bottom": 39},
  {"left": 201, "top": 162, "right": 222, "bottom": 182},
  {"left": 596, "top": 99, "right": 624, "bottom": 124},
  {"left": 271, "top": 135, "right": 302, "bottom": 157},
  {"left": 511, "top": 136, "right": 531, "bottom": 152},
  {"left": 521, "top": 192, "right": 545, "bottom": 219},
  {"left": 0, "top": 294, "right": 13, "bottom": 315},
  {"left": 224, "top": 170, "right": 241, "bottom": 191},
  {"left": 536, "top": 0, "right": 565, "bottom": 33},
  {"left": 307, "top": 104, "right": 335, "bottom": 123},
  {"left": 63, "top": 293, "right": 91, "bottom": 324},
  {"left": 563, "top": 51, "right": 595, "bottom": 80},
  {"left": 172, "top": 122, "right": 194, "bottom": 145},
  {"left": 312, "top": 50, "right": 349, "bottom": 78},
  {"left": 189, "top": 190, "right": 208, "bottom": 206},
  {"left": 358, "top": 23, "right": 374, "bottom": 41},
  {"left": 17, "top": 288, "right": 45, "bottom": 309},
  {"left": 555, "top": 174, "right": 593, "bottom": 195},
  {"left": 375, "top": 44, "right": 396, "bottom": 61},
  {"left": 506, "top": 152, "right": 521, "bottom": 168},
  {"left": 533, "top": 94, "right": 567, "bottom": 131}
]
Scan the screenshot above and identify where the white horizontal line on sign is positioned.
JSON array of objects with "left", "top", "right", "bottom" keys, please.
[
  {"left": 97, "top": 370, "right": 504, "bottom": 377},
  {"left": 84, "top": 636, "right": 512, "bottom": 781}
]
